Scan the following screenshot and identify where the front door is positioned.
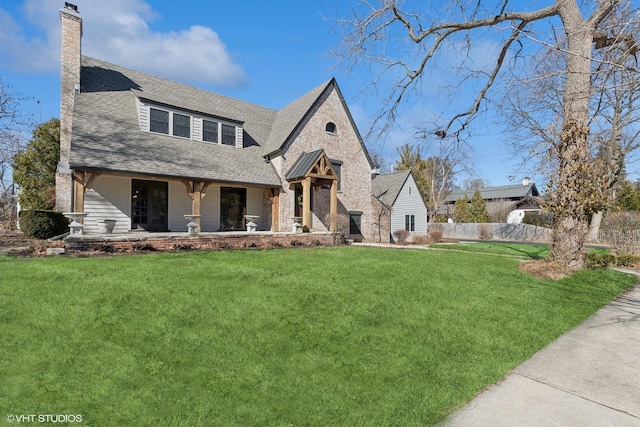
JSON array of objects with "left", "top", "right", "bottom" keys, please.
[
  {"left": 131, "top": 179, "right": 168, "bottom": 231},
  {"left": 220, "top": 187, "right": 246, "bottom": 231}
]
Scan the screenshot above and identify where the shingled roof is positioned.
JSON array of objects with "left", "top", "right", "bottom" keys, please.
[
  {"left": 371, "top": 170, "right": 412, "bottom": 206},
  {"left": 444, "top": 182, "right": 539, "bottom": 203},
  {"left": 69, "top": 56, "right": 340, "bottom": 187}
]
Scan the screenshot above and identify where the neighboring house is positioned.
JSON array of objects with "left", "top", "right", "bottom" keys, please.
[
  {"left": 55, "top": 4, "right": 375, "bottom": 238},
  {"left": 442, "top": 178, "right": 542, "bottom": 223},
  {"left": 372, "top": 170, "right": 428, "bottom": 240}
]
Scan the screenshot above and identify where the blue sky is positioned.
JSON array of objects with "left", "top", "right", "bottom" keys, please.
[{"left": 0, "top": 0, "right": 531, "bottom": 186}]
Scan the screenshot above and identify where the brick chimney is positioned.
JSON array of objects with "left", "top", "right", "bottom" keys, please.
[{"left": 55, "top": 3, "right": 82, "bottom": 211}]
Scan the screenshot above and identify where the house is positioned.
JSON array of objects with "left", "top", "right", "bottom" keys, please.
[
  {"left": 55, "top": 3, "right": 376, "bottom": 239},
  {"left": 442, "top": 178, "right": 542, "bottom": 223},
  {"left": 372, "top": 170, "right": 428, "bottom": 240}
]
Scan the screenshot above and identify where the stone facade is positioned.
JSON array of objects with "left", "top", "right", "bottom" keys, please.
[
  {"left": 274, "top": 88, "right": 374, "bottom": 240},
  {"left": 56, "top": 4, "right": 82, "bottom": 212},
  {"left": 370, "top": 195, "right": 391, "bottom": 243}
]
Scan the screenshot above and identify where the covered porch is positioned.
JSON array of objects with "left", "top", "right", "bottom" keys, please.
[
  {"left": 69, "top": 170, "right": 281, "bottom": 234},
  {"left": 285, "top": 149, "right": 339, "bottom": 232}
]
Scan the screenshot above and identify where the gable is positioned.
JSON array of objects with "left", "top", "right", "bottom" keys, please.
[
  {"left": 372, "top": 170, "right": 411, "bottom": 206},
  {"left": 285, "top": 149, "right": 338, "bottom": 185},
  {"left": 266, "top": 80, "right": 374, "bottom": 169}
]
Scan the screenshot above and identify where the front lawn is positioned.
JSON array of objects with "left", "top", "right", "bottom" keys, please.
[
  {"left": 430, "top": 241, "right": 609, "bottom": 259},
  {"left": 0, "top": 247, "right": 635, "bottom": 426}
]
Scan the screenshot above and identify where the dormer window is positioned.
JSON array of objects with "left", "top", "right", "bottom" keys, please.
[
  {"left": 140, "top": 101, "right": 243, "bottom": 147},
  {"left": 150, "top": 108, "right": 169, "bottom": 134},
  {"left": 221, "top": 124, "right": 236, "bottom": 146},
  {"left": 149, "top": 107, "right": 191, "bottom": 138},
  {"left": 173, "top": 113, "right": 191, "bottom": 138},
  {"left": 326, "top": 122, "right": 336, "bottom": 133},
  {"left": 202, "top": 120, "right": 219, "bottom": 142}
]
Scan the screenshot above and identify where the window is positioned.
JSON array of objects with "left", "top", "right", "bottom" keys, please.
[
  {"left": 150, "top": 108, "right": 169, "bottom": 134},
  {"left": 331, "top": 160, "right": 342, "bottom": 191},
  {"left": 221, "top": 124, "right": 236, "bottom": 146},
  {"left": 202, "top": 120, "right": 219, "bottom": 143},
  {"left": 325, "top": 122, "right": 336, "bottom": 133},
  {"left": 173, "top": 113, "right": 191, "bottom": 138},
  {"left": 349, "top": 212, "right": 362, "bottom": 236},
  {"left": 405, "top": 215, "right": 415, "bottom": 232},
  {"left": 145, "top": 104, "right": 240, "bottom": 147}
]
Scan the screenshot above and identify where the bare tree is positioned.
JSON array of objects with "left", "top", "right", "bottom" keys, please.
[
  {"left": 0, "top": 80, "right": 29, "bottom": 228},
  {"left": 333, "top": 0, "right": 637, "bottom": 270},
  {"left": 422, "top": 140, "right": 470, "bottom": 222},
  {"left": 504, "top": 6, "right": 640, "bottom": 241}
]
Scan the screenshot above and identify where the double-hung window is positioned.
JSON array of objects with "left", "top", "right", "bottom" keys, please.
[
  {"left": 221, "top": 124, "right": 236, "bottom": 146},
  {"left": 202, "top": 120, "right": 219, "bottom": 143},
  {"left": 150, "top": 108, "right": 169, "bottom": 134},
  {"left": 173, "top": 113, "right": 191, "bottom": 138},
  {"left": 149, "top": 108, "right": 190, "bottom": 138},
  {"left": 405, "top": 215, "right": 415, "bottom": 232}
]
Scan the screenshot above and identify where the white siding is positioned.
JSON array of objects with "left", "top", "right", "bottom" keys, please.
[
  {"left": 246, "top": 187, "right": 264, "bottom": 230},
  {"left": 192, "top": 117, "right": 202, "bottom": 141},
  {"left": 391, "top": 174, "right": 428, "bottom": 235},
  {"left": 168, "top": 181, "right": 193, "bottom": 232},
  {"left": 236, "top": 126, "right": 243, "bottom": 148},
  {"left": 83, "top": 175, "right": 131, "bottom": 234},
  {"left": 168, "top": 181, "right": 220, "bottom": 232},
  {"left": 137, "top": 98, "right": 148, "bottom": 131}
]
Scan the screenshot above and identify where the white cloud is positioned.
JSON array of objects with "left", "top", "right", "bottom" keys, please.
[{"left": 0, "top": 0, "right": 247, "bottom": 87}]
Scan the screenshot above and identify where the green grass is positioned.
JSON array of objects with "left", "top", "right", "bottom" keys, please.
[
  {"left": 0, "top": 247, "right": 635, "bottom": 426},
  {"left": 430, "top": 241, "right": 609, "bottom": 259}
]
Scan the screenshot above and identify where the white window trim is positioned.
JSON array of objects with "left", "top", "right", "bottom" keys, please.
[{"left": 148, "top": 106, "right": 192, "bottom": 139}]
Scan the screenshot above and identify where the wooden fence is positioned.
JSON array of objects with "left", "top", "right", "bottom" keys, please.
[{"left": 427, "top": 223, "right": 551, "bottom": 242}]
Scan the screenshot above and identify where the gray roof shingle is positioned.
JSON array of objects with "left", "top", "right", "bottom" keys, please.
[
  {"left": 371, "top": 170, "right": 411, "bottom": 206},
  {"left": 70, "top": 56, "right": 336, "bottom": 187},
  {"left": 444, "top": 183, "right": 539, "bottom": 202}
]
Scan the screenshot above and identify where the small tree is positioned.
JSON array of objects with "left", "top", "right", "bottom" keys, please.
[
  {"left": 615, "top": 180, "right": 640, "bottom": 211},
  {"left": 468, "top": 190, "right": 491, "bottom": 223},
  {"left": 12, "top": 119, "right": 60, "bottom": 210},
  {"left": 452, "top": 195, "right": 471, "bottom": 223}
]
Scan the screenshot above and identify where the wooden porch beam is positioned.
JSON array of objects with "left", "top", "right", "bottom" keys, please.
[
  {"left": 72, "top": 171, "right": 102, "bottom": 222},
  {"left": 271, "top": 188, "right": 280, "bottom": 232},
  {"left": 181, "top": 180, "right": 211, "bottom": 232},
  {"left": 330, "top": 179, "right": 338, "bottom": 232},
  {"left": 302, "top": 177, "right": 311, "bottom": 232}
]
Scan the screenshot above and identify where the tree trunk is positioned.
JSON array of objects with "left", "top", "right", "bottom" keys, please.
[
  {"left": 588, "top": 211, "right": 604, "bottom": 242},
  {"left": 548, "top": 2, "right": 594, "bottom": 270}
]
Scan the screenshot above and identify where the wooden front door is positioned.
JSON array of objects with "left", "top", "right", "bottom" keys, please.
[{"left": 131, "top": 179, "right": 168, "bottom": 231}]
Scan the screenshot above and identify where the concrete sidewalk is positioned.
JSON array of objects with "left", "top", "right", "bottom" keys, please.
[{"left": 444, "top": 278, "right": 640, "bottom": 426}]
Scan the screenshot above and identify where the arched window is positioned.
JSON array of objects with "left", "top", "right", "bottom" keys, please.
[{"left": 325, "top": 122, "right": 337, "bottom": 133}]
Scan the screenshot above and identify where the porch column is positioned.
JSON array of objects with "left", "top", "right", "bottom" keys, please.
[
  {"left": 302, "top": 177, "right": 311, "bottom": 232},
  {"left": 271, "top": 188, "right": 280, "bottom": 232},
  {"left": 330, "top": 179, "right": 338, "bottom": 232},
  {"left": 73, "top": 170, "right": 101, "bottom": 223},
  {"left": 73, "top": 171, "right": 84, "bottom": 217},
  {"left": 182, "top": 180, "right": 210, "bottom": 232}
]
